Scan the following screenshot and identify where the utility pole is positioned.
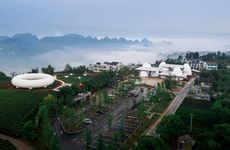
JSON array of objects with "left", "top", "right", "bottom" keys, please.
[{"left": 190, "top": 113, "right": 194, "bottom": 133}]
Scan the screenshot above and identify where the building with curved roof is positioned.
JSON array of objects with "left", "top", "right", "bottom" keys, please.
[{"left": 11, "top": 73, "right": 55, "bottom": 89}]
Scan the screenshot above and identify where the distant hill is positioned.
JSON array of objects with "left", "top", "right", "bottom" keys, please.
[{"left": 0, "top": 33, "right": 153, "bottom": 57}]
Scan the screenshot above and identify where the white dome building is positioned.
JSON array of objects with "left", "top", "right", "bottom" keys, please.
[
  {"left": 183, "top": 63, "right": 192, "bottom": 77},
  {"left": 136, "top": 61, "right": 192, "bottom": 80},
  {"left": 11, "top": 73, "right": 55, "bottom": 89},
  {"left": 172, "top": 67, "right": 183, "bottom": 80},
  {"left": 159, "top": 62, "right": 166, "bottom": 68},
  {"left": 143, "top": 63, "right": 151, "bottom": 68},
  {"left": 172, "top": 67, "right": 183, "bottom": 77},
  {"left": 139, "top": 63, "right": 151, "bottom": 77}
]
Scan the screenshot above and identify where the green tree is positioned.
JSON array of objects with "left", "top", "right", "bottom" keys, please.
[
  {"left": 207, "top": 140, "right": 221, "bottom": 150},
  {"left": 36, "top": 105, "right": 60, "bottom": 150},
  {"left": 102, "top": 90, "right": 110, "bottom": 108},
  {"left": 107, "top": 113, "right": 113, "bottom": 129},
  {"left": 92, "top": 95, "right": 97, "bottom": 107},
  {"left": 137, "top": 100, "right": 146, "bottom": 120},
  {"left": 64, "top": 63, "right": 73, "bottom": 73},
  {"left": 84, "top": 129, "right": 92, "bottom": 150},
  {"left": 21, "top": 120, "right": 37, "bottom": 141},
  {"left": 30, "top": 67, "right": 39, "bottom": 73},
  {"left": 62, "top": 107, "right": 76, "bottom": 129},
  {"left": 96, "top": 134, "right": 105, "bottom": 150},
  {"left": 119, "top": 113, "right": 125, "bottom": 141},
  {"left": 134, "top": 136, "right": 168, "bottom": 150},
  {"left": 43, "top": 94, "right": 57, "bottom": 115},
  {"left": 41, "top": 65, "right": 55, "bottom": 75},
  {"left": 156, "top": 115, "right": 185, "bottom": 144}
]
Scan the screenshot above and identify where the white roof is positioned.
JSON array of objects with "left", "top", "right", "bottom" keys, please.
[
  {"left": 161, "top": 63, "right": 184, "bottom": 68},
  {"left": 172, "top": 67, "right": 183, "bottom": 77},
  {"left": 136, "top": 66, "right": 159, "bottom": 72},
  {"left": 143, "top": 63, "right": 151, "bottom": 68}
]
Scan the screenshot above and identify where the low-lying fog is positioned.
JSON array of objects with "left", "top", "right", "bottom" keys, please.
[{"left": 1, "top": 38, "right": 229, "bottom": 75}]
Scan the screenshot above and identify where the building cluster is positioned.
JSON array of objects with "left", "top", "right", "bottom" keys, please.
[
  {"left": 136, "top": 62, "right": 192, "bottom": 80},
  {"left": 187, "top": 60, "right": 218, "bottom": 71},
  {"left": 87, "top": 62, "right": 124, "bottom": 72}
]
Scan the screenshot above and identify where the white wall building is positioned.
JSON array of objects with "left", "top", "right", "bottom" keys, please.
[
  {"left": 204, "top": 62, "right": 218, "bottom": 70},
  {"left": 88, "top": 62, "right": 124, "bottom": 72}
]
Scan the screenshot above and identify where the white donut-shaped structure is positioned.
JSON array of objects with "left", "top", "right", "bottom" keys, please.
[{"left": 11, "top": 73, "right": 55, "bottom": 89}]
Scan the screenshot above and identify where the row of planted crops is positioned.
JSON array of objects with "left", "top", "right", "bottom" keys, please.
[
  {"left": 0, "top": 89, "right": 48, "bottom": 136},
  {"left": 176, "top": 98, "right": 214, "bottom": 124},
  {"left": 0, "top": 139, "right": 16, "bottom": 150}
]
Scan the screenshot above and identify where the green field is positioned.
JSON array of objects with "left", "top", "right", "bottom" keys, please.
[
  {"left": 0, "top": 139, "right": 16, "bottom": 150},
  {"left": 0, "top": 89, "right": 48, "bottom": 136}
]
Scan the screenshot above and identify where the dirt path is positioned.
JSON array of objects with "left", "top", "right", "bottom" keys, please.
[{"left": 0, "top": 133, "right": 32, "bottom": 150}]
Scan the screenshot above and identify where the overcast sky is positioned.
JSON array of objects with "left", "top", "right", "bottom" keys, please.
[{"left": 0, "top": 0, "right": 230, "bottom": 38}]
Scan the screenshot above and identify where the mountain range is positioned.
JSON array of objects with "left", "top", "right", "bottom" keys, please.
[{"left": 0, "top": 33, "right": 153, "bottom": 57}]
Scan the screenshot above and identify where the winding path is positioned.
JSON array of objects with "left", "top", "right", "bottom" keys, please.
[
  {"left": 53, "top": 78, "right": 66, "bottom": 91},
  {"left": 0, "top": 133, "right": 32, "bottom": 150}
]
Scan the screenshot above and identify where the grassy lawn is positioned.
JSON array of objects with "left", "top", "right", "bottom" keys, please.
[{"left": 0, "top": 89, "right": 48, "bottom": 136}]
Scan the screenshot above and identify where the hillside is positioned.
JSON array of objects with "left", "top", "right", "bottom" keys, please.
[{"left": 0, "top": 33, "right": 153, "bottom": 57}]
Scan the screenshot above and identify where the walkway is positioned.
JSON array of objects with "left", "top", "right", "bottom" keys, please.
[
  {"left": 53, "top": 78, "right": 66, "bottom": 91},
  {"left": 144, "top": 78, "right": 196, "bottom": 135},
  {"left": 0, "top": 133, "right": 32, "bottom": 150}
]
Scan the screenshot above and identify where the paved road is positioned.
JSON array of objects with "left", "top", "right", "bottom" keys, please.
[
  {"left": 0, "top": 133, "right": 32, "bottom": 150},
  {"left": 53, "top": 87, "right": 148, "bottom": 150},
  {"left": 144, "top": 78, "right": 196, "bottom": 135}
]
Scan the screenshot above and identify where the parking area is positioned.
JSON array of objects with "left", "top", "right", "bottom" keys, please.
[{"left": 52, "top": 86, "right": 149, "bottom": 150}]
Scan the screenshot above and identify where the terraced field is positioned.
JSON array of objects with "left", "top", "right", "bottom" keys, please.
[{"left": 0, "top": 89, "right": 48, "bottom": 136}]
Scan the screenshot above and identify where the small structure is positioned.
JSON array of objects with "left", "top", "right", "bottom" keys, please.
[
  {"left": 204, "top": 62, "right": 218, "bottom": 70},
  {"left": 177, "top": 134, "right": 195, "bottom": 150},
  {"left": 193, "top": 94, "right": 210, "bottom": 101},
  {"left": 190, "top": 85, "right": 211, "bottom": 101},
  {"left": 74, "top": 92, "right": 91, "bottom": 102}
]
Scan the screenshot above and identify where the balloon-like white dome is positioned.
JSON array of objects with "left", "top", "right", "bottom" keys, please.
[
  {"left": 142, "top": 63, "right": 151, "bottom": 68},
  {"left": 183, "top": 63, "right": 192, "bottom": 76},
  {"left": 172, "top": 67, "right": 183, "bottom": 77},
  {"left": 140, "top": 71, "right": 148, "bottom": 77},
  {"left": 159, "top": 62, "right": 166, "bottom": 68}
]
